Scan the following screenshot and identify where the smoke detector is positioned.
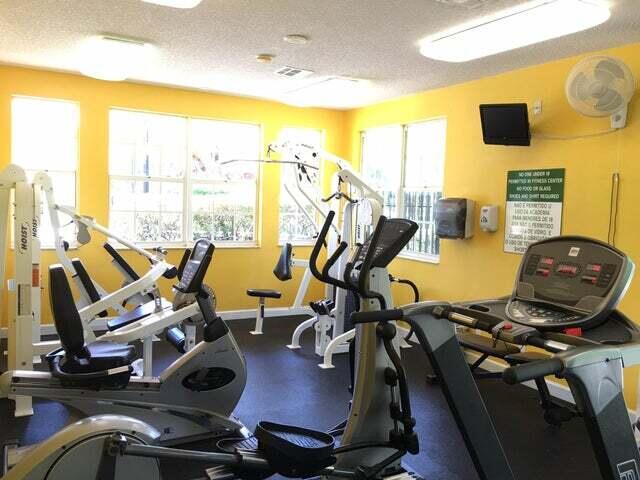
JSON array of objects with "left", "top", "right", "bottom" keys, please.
[
  {"left": 256, "top": 54, "right": 275, "bottom": 64},
  {"left": 275, "top": 66, "right": 314, "bottom": 79},
  {"left": 434, "top": 0, "right": 493, "bottom": 8}
]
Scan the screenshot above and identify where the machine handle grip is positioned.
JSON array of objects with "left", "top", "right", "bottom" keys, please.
[
  {"left": 321, "top": 242, "right": 351, "bottom": 290},
  {"left": 163, "top": 266, "right": 178, "bottom": 279},
  {"left": 390, "top": 276, "right": 419, "bottom": 303},
  {"left": 177, "top": 248, "right": 191, "bottom": 280},
  {"left": 502, "top": 358, "right": 564, "bottom": 385},
  {"left": 351, "top": 309, "right": 404, "bottom": 324},
  {"left": 309, "top": 211, "right": 336, "bottom": 282},
  {"left": 432, "top": 305, "right": 496, "bottom": 331}
]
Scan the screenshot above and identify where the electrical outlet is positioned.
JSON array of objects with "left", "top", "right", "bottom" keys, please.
[{"left": 533, "top": 100, "right": 542, "bottom": 115}]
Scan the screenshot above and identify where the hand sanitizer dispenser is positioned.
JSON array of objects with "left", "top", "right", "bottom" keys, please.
[{"left": 479, "top": 205, "right": 499, "bottom": 232}]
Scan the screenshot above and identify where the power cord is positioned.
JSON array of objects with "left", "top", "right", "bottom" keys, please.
[
  {"left": 532, "top": 129, "right": 618, "bottom": 141},
  {"left": 607, "top": 172, "right": 620, "bottom": 246}
]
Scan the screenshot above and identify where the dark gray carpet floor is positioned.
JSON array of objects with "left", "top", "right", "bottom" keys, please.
[{"left": 1, "top": 316, "right": 602, "bottom": 479}]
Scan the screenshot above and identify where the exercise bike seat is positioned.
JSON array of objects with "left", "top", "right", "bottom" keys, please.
[
  {"left": 246, "top": 289, "right": 282, "bottom": 299},
  {"left": 48, "top": 341, "right": 136, "bottom": 373},
  {"left": 273, "top": 243, "right": 293, "bottom": 281},
  {"left": 106, "top": 298, "right": 172, "bottom": 331},
  {"left": 47, "top": 264, "right": 135, "bottom": 388}
]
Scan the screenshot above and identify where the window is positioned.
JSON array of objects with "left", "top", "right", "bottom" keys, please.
[
  {"left": 278, "top": 128, "right": 323, "bottom": 244},
  {"left": 361, "top": 119, "right": 446, "bottom": 261},
  {"left": 109, "top": 109, "right": 260, "bottom": 246},
  {"left": 11, "top": 96, "right": 79, "bottom": 247}
]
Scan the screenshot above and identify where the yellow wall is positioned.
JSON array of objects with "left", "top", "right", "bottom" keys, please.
[
  {"left": 345, "top": 42, "right": 640, "bottom": 404},
  {"left": 2, "top": 42, "right": 640, "bottom": 402},
  {"left": 0, "top": 66, "right": 346, "bottom": 326}
]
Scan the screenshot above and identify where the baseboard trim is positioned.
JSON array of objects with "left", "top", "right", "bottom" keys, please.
[{"left": 0, "top": 307, "right": 313, "bottom": 340}]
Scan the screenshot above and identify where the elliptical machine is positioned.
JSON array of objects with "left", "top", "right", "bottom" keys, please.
[
  {"left": 1, "top": 212, "right": 422, "bottom": 480},
  {"left": 1, "top": 239, "right": 247, "bottom": 455}
]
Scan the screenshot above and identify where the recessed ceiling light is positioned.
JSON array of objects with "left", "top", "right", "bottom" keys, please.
[
  {"left": 79, "top": 35, "right": 153, "bottom": 81},
  {"left": 141, "top": 0, "right": 203, "bottom": 8},
  {"left": 256, "top": 54, "right": 275, "bottom": 64},
  {"left": 419, "top": 0, "right": 611, "bottom": 63},
  {"left": 282, "top": 77, "right": 367, "bottom": 108},
  {"left": 283, "top": 34, "right": 310, "bottom": 45}
]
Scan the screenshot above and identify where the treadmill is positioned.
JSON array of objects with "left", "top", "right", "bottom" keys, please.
[{"left": 398, "top": 236, "right": 639, "bottom": 480}]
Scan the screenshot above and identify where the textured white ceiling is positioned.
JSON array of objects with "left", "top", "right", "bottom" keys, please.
[{"left": 1, "top": 0, "right": 639, "bottom": 109}]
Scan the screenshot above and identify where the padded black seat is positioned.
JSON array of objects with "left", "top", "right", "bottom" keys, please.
[
  {"left": 458, "top": 332, "right": 520, "bottom": 357},
  {"left": 273, "top": 243, "right": 293, "bottom": 281},
  {"left": 71, "top": 258, "right": 108, "bottom": 318},
  {"left": 56, "top": 340, "right": 137, "bottom": 374},
  {"left": 247, "top": 289, "right": 282, "bottom": 299},
  {"left": 47, "top": 264, "right": 135, "bottom": 388}
]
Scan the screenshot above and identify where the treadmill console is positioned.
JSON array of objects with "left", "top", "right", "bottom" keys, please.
[
  {"left": 507, "top": 236, "right": 634, "bottom": 330},
  {"left": 176, "top": 239, "right": 215, "bottom": 294}
]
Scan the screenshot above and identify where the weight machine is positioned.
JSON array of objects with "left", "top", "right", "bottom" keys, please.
[
  {"left": 1, "top": 166, "right": 177, "bottom": 416},
  {"left": 247, "top": 142, "right": 413, "bottom": 366}
]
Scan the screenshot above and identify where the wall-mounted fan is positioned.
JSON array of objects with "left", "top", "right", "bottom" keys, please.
[{"left": 565, "top": 56, "right": 636, "bottom": 129}]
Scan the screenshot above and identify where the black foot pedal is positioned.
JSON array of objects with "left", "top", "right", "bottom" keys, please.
[
  {"left": 216, "top": 436, "right": 259, "bottom": 453},
  {"left": 255, "top": 421, "right": 336, "bottom": 477}
]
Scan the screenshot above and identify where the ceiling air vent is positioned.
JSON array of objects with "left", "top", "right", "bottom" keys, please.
[
  {"left": 275, "top": 66, "right": 314, "bottom": 79},
  {"left": 434, "top": 0, "right": 493, "bottom": 8}
]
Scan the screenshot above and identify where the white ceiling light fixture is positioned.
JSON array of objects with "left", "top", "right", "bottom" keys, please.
[
  {"left": 419, "top": 0, "right": 611, "bottom": 63},
  {"left": 282, "top": 77, "right": 367, "bottom": 108},
  {"left": 79, "top": 35, "right": 153, "bottom": 81},
  {"left": 141, "top": 0, "right": 203, "bottom": 8},
  {"left": 283, "top": 34, "right": 310, "bottom": 45}
]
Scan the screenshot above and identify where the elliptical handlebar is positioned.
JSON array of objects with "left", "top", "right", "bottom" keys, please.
[{"left": 309, "top": 211, "right": 352, "bottom": 291}]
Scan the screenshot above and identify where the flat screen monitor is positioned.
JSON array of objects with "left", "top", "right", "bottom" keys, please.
[{"left": 479, "top": 103, "right": 531, "bottom": 146}]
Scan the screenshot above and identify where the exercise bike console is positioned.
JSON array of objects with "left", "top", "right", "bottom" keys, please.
[
  {"left": 175, "top": 239, "right": 215, "bottom": 294},
  {"left": 507, "top": 236, "right": 634, "bottom": 330}
]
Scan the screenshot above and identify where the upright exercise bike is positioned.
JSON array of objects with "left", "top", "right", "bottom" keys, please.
[{"left": 1, "top": 212, "right": 423, "bottom": 480}]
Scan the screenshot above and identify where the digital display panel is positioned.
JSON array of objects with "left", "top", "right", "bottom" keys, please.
[{"left": 557, "top": 264, "right": 578, "bottom": 275}]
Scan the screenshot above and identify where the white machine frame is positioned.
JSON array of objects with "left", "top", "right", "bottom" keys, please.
[
  {"left": 1, "top": 166, "right": 181, "bottom": 416},
  {"left": 264, "top": 142, "right": 412, "bottom": 366}
]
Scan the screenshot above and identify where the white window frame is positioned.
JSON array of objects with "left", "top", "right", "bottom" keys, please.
[
  {"left": 108, "top": 108, "right": 262, "bottom": 248},
  {"left": 277, "top": 127, "right": 325, "bottom": 246},
  {"left": 10, "top": 95, "right": 80, "bottom": 250},
  {"left": 360, "top": 118, "right": 446, "bottom": 264}
]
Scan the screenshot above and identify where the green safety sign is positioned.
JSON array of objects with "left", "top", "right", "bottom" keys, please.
[
  {"left": 506, "top": 168, "right": 565, "bottom": 202},
  {"left": 504, "top": 168, "right": 565, "bottom": 254}
]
